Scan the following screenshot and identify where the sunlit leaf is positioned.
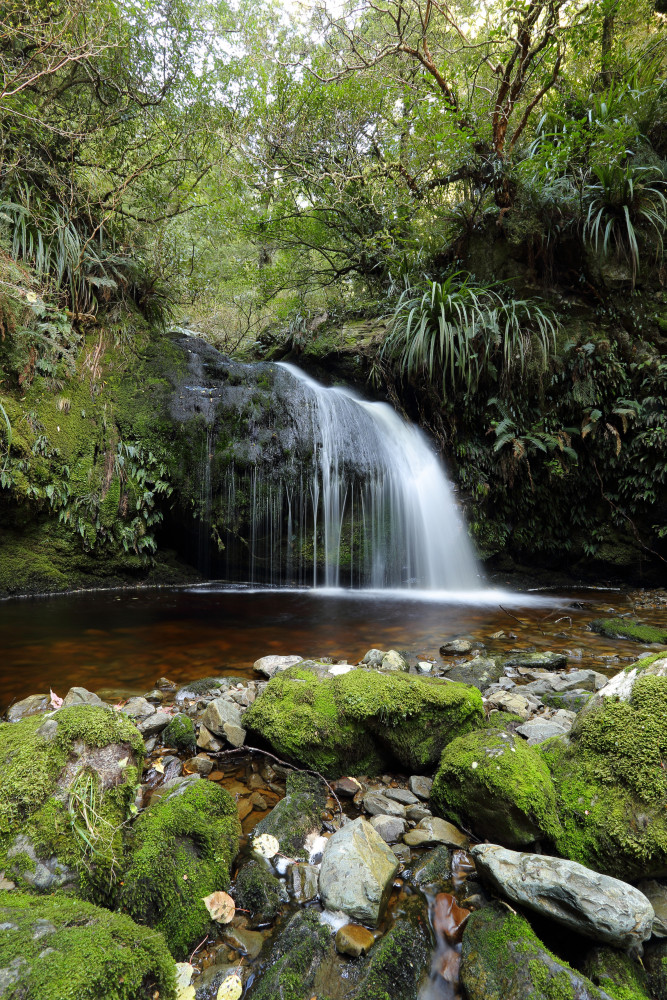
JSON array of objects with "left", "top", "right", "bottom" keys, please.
[
  {"left": 216, "top": 973, "right": 243, "bottom": 1000},
  {"left": 202, "top": 891, "right": 235, "bottom": 923},
  {"left": 252, "top": 833, "right": 279, "bottom": 859}
]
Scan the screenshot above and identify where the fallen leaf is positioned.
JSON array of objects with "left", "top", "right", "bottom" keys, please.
[
  {"left": 202, "top": 891, "right": 235, "bottom": 923},
  {"left": 175, "top": 963, "right": 194, "bottom": 990},
  {"left": 216, "top": 974, "right": 242, "bottom": 1000},
  {"left": 0, "top": 871, "right": 16, "bottom": 890},
  {"left": 49, "top": 688, "right": 63, "bottom": 709},
  {"left": 252, "top": 833, "right": 279, "bottom": 859},
  {"left": 176, "top": 989, "right": 195, "bottom": 1000},
  {"left": 153, "top": 759, "right": 165, "bottom": 775}
]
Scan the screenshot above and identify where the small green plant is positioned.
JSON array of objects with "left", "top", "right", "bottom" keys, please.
[{"left": 384, "top": 272, "right": 557, "bottom": 398}]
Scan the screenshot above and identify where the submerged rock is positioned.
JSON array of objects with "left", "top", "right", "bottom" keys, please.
[
  {"left": 350, "top": 896, "right": 430, "bottom": 998},
  {"left": 0, "top": 891, "right": 175, "bottom": 1000},
  {"left": 119, "top": 777, "right": 240, "bottom": 958},
  {"left": 409, "top": 844, "right": 451, "bottom": 886},
  {"left": 461, "top": 903, "right": 613, "bottom": 1000},
  {"left": 472, "top": 844, "right": 654, "bottom": 949},
  {"left": 319, "top": 816, "right": 399, "bottom": 926},
  {"left": 501, "top": 650, "right": 568, "bottom": 670},
  {"left": 432, "top": 727, "right": 561, "bottom": 847},
  {"left": 252, "top": 771, "right": 326, "bottom": 859}
]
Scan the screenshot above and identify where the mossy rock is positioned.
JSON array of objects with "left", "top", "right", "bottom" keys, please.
[
  {"left": 351, "top": 896, "right": 430, "bottom": 1000},
  {"left": 251, "top": 772, "right": 327, "bottom": 860},
  {"left": 244, "top": 909, "right": 333, "bottom": 1000},
  {"left": 0, "top": 890, "right": 176, "bottom": 1000},
  {"left": 460, "top": 903, "right": 611, "bottom": 1000},
  {"left": 119, "top": 778, "right": 240, "bottom": 958},
  {"left": 161, "top": 713, "right": 196, "bottom": 755},
  {"left": 590, "top": 618, "right": 667, "bottom": 644},
  {"left": 541, "top": 673, "right": 667, "bottom": 880},
  {"left": 582, "top": 946, "right": 650, "bottom": 1000},
  {"left": 431, "top": 728, "right": 561, "bottom": 847},
  {"left": 644, "top": 939, "right": 667, "bottom": 1000},
  {"left": 234, "top": 858, "right": 288, "bottom": 926},
  {"left": 408, "top": 844, "right": 451, "bottom": 887},
  {"left": 0, "top": 705, "right": 144, "bottom": 901},
  {"left": 243, "top": 666, "right": 483, "bottom": 777}
]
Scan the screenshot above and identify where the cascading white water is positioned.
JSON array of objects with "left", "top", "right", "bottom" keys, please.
[{"left": 277, "top": 363, "right": 482, "bottom": 590}]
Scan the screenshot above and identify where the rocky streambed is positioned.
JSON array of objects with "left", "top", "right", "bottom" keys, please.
[{"left": 2, "top": 605, "right": 667, "bottom": 1000}]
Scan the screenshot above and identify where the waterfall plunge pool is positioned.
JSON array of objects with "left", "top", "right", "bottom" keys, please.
[{"left": 0, "top": 582, "right": 659, "bottom": 710}]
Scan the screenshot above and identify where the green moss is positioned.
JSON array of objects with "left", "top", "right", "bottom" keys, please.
[
  {"left": 432, "top": 727, "right": 561, "bottom": 847},
  {"left": 582, "top": 947, "right": 650, "bottom": 1000},
  {"left": 0, "top": 706, "right": 144, "bottom": 899},
  {"left": 590, "top": 618, "right": 667, "bottom": 644},
  {"left": 234, "top": 859, "right": 287, "bottom": 924},
  {"left": 541, "top": 673, "right": 667, "bottom": 879},
  {"left": 119, "top": 778, "right": 240, "bottom": 958},
  {"left": 252, "top": 772, "right": 327, "bottom": 859},
  {"left": 355, "top": 897, "right": 430, "bottom": 1000},
  {"left": 0, "top": 890, "right": 176, "bottom": 1000},
  {"left": 409, "top": 844, "right": 451, "bottom": 886},
  {"left": 625, "top": 652, "right": 666, "bottom": 672},
  {"left": 460, "top": 904, "right": 607, "bottom": 1000},
  {"left": 644, "top": 940, "right": 667, "bottom": 1000},
  {"left": 246, "top": 909, "right": 333, "bottom": 1000},
  {"left": 244, "top": 666, "right": 483, "bottom": 777},
  {"left": 161, "top": 713, "right": 196, "bottom": 755}
]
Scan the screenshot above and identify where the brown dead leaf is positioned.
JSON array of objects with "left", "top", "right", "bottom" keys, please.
[{"left": 202, "top": 891, "right": 235, "bottom": 924}]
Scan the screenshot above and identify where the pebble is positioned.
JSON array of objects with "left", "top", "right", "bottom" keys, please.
[
  {"left": 335, "top": 924, "right": 376, "bottom": 958},
  {"left": 408, "top": 776, "right": 433, "bottom": 800}
]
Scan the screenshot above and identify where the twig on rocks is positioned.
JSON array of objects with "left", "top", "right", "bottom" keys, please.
[
  {"left": 189, "top": 933, "right": 210, "bottom": 964},
  {"left": 210, "top": 745, "right": 344, "bottom": 820}
]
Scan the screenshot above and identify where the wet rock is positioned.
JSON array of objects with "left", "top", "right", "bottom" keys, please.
[
  {"left": 384, "top": 787, "right": 418, "bottom": 805},
  {"left": 446, "top": 656, "right": 504, "bottom": 692},
  {"left": 6, "top": 694, "right": 49, "bottom": 723},
  {"left": 252, "top": 772, "right": 327, "bottom": 859},
  {"left": 408, "top": 775, "right": 432, "bottom": 800},
  {"left": 319, "top": 817, "right": 399, "bottom": 926},
  {"left": 136, "top": 711, "right": 170, "bottom": 736},
  {"left": 432, "top": 727, "right": 561, "bottom": 848},
  {"left": 583, "top": 946, "right": 651, "bottom": 999},
  {"left": 433, "top": 892, "right": 471, "bottom": 943},
  {"left": 201, "top": 697, "right": 243, "bottom": 736},
  {"left": 143, "top": 689, "right": 164, "bottom": 704},
  {"left": 253, "top": 654, "right": 303, "bottom": 679},
  {"left": 121, "top": 696, "right": 155, "bottom": 720},
  {"left": 235, "top": 860, "right": 288, "bottom": 926},
  {"left": 362, "top": 648, "right": 386, "bottom": 667},
  {"left": 184, "top": 755, "right": 213, "bottom": 775},
  {"left": 288, "top": 862, "right": 319, "bottom": 903},
  {"left": 406, "top": 803, "right": 431, "bottom": 822},
  {"left": 461, "top": 903, "right": 614, "bottom": 1000},
  {"left": 501, "top": 650, "right": 568, "bottom": 670},
  {"left": 440, "top": 639, "right": 474, "bottom": 655},
  {"left": 351, "top": 896, "right": 430, "bottom": 998},
  {"left": 162, "top": 713, "right": 197, "bottom": 755},
  {"left": 370, "top": 814, "right": 408, "bottom": 843},
  {"left": 245, "top": 909, "right": 332, "bottom": 1000},
  {"left": 516, "top": 716, "right": 573, "bottom": 744},
  {"left": 61, "top": 687, "right": 105, "bottom": 708},
  {"left": 381, "top": 649, "right": 410, "bottom": 672},
  {"left": 417, "top": 816, "right": 466, "bottom": 847},
  {"left": 410, "top": 845, "right": 451, "bottom": 886},
  {"left": 363, "top": 790, "right": 406, "bottom": 817},
  {"left": 333, "top": 776, "right": 363, "bottom": 797},
  {"left": 472, "top": 844, "right": 654, "bottom": 949},
  {"left": 637, "top": 879, "right": 667, "bottom": 937},
  {"left": 416, "top": 661, "right": 433, "bottom": 673},
  {"left": 336, "top": 924, "right": 375, "bottom": 957},
  {"left": 223, "top": 925, "right": 265, "bottom": 959},
  {"left": 196, "top": 723, "right": 224, "bottom": 752},
  {"left": 222, "top": 721, "right": 246, "bottom": 748}
]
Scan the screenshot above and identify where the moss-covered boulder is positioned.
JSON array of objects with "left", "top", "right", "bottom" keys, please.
[
  {"left": 460, "top": 904, "right": 612, "bottom": 1000},
  {"left": 431, "top": 728, "right": 561, "bottom": 847},
  {"left": 161, "top": 713, "right": 196, "bottom": 755},
  {"left": 243, "top": 665, "right": 483, "bottom": 776},
  {"left": 0, "top": 890, "right": 176, "bottom": 1000},
  {"left": 244, "top": 909, "right": 333, "bottom": 1000},
  {"left": 119, "top": 777, "right": 240, "bottom": 958},
  {"left": 541, "top": 672, "right": 667, "bottom": 879},
  {"left": 234, "top": 859, "right": 288, "bottom": 926},
  {"left": 590, "top": 618, "right": 667, "bottom": 644},
  {"left": 251, "top": 772, "right": 327, "bottom": 860},
  {"left": 350, "top": 896, "right": 430, "bottom": 1000},
  {"left": 0, "top": 705, "right": 144, "bottom": 900},
  {"left": 582, "top": 947, "right": 650, "bottom": 1000}
]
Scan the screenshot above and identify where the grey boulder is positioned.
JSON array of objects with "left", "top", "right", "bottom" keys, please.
[
  {"left": 370, "top": 815, "right": 408, "bottom": 843},
  {"left": 472, "top": 844, "right": 654, "bottom": 949},
  {"left": 201, "top": 697, "right": 243, "bottom": 735},
  {"left": 319, "top": 817, "right": 399, "bottom": 926},
  {"left": 252, "top": 655, "right": 303, "bottom": 679}
]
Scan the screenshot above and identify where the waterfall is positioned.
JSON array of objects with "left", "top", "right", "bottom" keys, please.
[{"left": 275, "top": 363, "right": 482, "bottom": 590}]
